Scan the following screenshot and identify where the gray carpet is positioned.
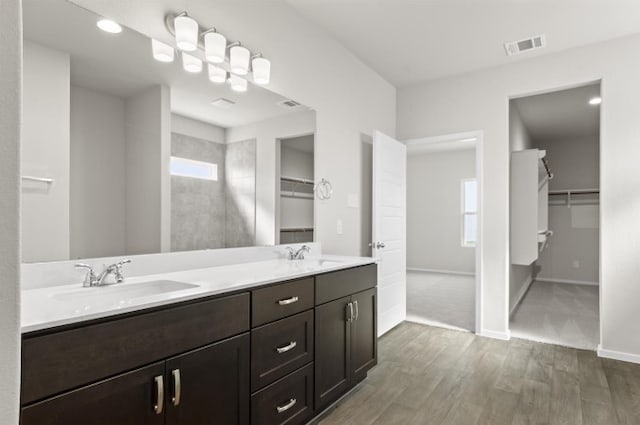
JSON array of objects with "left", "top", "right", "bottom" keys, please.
[
  {"left": 510, "top": 281, "right": 599, "bottom": 350},
  {"left": 406, "top": 271, "right": 475, "bottom": 332}
]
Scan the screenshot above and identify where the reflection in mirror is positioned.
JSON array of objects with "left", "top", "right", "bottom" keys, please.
[{"left": 21, "top": 0, "right": 315, "bottom": 263}]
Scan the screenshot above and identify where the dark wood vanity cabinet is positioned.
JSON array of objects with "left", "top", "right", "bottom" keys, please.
[
  {"left": 21, "top": 334, "right": 250, "bottom": 425},
  {"left": 314, "top": 265, "right": 378, "bottom": 410},
  {"left": 20, "top": 264, "right": 377, "bottom": 425}
]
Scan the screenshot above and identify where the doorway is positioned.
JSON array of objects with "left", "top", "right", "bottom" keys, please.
[
  {"left": 404, "top": 135, "right": 480, "bottom": 332},
  {"left": 509, "top": 82, "right": 601, "bottom": 350}
]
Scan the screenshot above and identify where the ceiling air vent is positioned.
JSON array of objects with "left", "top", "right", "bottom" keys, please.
[
  {"left": 277, "top": 99, "right": 302, "bottom": 109},
  {"left": 211, "top": 98, "right": 235, "bottom": 109},
  {"left": 504, "top": 34, "right": 546, "bottom": 56}
]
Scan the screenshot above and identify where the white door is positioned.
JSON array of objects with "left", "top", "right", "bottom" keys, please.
[{"left": 372, "top": 131, "right": 406, "bottom": 336}]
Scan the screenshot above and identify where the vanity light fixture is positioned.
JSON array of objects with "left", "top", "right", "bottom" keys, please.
[
  {"left": 96, "top": 18, "right": 122, "bottom": 34},
  {"left": 229, "top": 75, "right": 248, "bottom": 92},
  {"left": 251, "top": 55, "right": 271, "bottom": 85},
  {"left": 589, "top": 96, "right": 602, "bottom": 106},
  {"left": 151, "top": 39, "right": 175, "bottom": 63},
  {"left": 174, "top": 14, "right": 199, "bottom": 51},
  {"left": 229, "top": 44, "right": 250, "bottom": 75},
  {"left": 182, "top": 52, "right": 203, "bottom": 73},
  {"left": 164, "top": 12, "right": 272, "bottom": 90},
  {"left": 208, "top": 64, "right": 227, "bottom": 83},
  {"left": 204, "top": 31, "right": 227, "bottom": 63}
]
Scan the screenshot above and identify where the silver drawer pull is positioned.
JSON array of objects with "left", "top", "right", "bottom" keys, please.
[
  {"left": 278, "top": 296, "right": 299, "bottom": 306},
  {"left": 276, "top": 341, "right": 297, "bottom": 354},
  {"left": 171, "top": 369, "right": 181, "bottom": 406},
  {"left": 276, "top": 398, "right": 297, "bottom": 414},
  {"left": 153, "top": 375, "right": 164, "bottom": 415}
]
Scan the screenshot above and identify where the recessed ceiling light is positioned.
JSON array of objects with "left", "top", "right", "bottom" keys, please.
[
  {"left": 96, "top": 18, "right": 122, "bottom": 34},
  {"left": 589, "top": 97, "right": 602, "bottom": 106}
]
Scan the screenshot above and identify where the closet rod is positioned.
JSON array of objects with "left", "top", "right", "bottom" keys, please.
[
  {"left": 280, "top": 176, "right": 314, "bottom": 185},
  {"left": 549, "top": 189, "right": 599, "bottom": 195}
]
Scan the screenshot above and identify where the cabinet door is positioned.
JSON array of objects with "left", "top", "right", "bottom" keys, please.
[
  {"left": 350, "top": 288, "right": 377, "bottom": 382},
  {"left": 165, "top": 333, "right": 250, "bottom": 425},
  {"left": 314, "top": 296, "right": 351, "bottom": 410},
  {"left": 21, "top": 362, "right": 165, "bottom": 425}
]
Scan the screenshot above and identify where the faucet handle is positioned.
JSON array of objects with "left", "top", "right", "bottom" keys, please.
[
  {"left": 114, "top": 259, "right": 131, "bottom": 283},
  {"left": 74, "top": 263, "right": 96, "bottom": 287}
]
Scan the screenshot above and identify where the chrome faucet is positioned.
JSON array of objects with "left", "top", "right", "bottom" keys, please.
[
  {"left": 285, "top": 245, "right": 311, "bottom": 260},
  {"left": 75, "top": 259, "right": 131, "bottom": 287}
]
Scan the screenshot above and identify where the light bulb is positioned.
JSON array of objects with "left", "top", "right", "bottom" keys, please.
[
  {"left": 97, "top": 19, "right": 122, "bottom": 34},
  {"left": 252, "top": 57, "right": 271, "bottom": 85},
  {"left": 205, "top": 32, "right": 227, "bottom": 63},
  {"left": 151, "top": 39, "right": 174, "bottom": 63},
  {"left": 230, "top": 45, "right": 250, "bottom": 75},
  {"left": 208, "top": 64, "right": 227, "bottom": 83},
  {"left": 174, "top": 15, "right": 199, "bottom": 51},
  {"left": 229, "top": 75, "right": 248, "bottom": 92},
  {"left": 182, "top": 52, "right": 202, "bottom": 73}
]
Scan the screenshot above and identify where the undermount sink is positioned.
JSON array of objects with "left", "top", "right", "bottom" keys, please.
[
  {"left": 299, "top": 258, "right": 343, "bottom": 267},
  {"left": 52, "top": 280, "right": 199, "bottom": 308}
]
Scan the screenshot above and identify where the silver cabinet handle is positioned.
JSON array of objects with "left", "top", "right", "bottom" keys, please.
[
  {"left": 278, "top": 296, "right": 299, "bottom": 306},
  {"left": 276, "top": 341, "right": 297, "bottom": 354},
  {"left": 171, "top": 369, "right": 181, "bottom": 406},
  {"left": 276, "top": 398, "right": 297, "bottom": 414},
  {"left": 354, "top": 300, "right": 359, "bottom": 321},
  {"left": 346, "top": 302, "right": 354, "bottom": 322},
  {"left": 153, "top": 375, "right": 164, "bottom": 414}
]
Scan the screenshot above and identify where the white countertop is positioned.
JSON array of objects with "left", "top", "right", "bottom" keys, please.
[{"left": 21, "top": 255, "right": 376, "bottom": 333}]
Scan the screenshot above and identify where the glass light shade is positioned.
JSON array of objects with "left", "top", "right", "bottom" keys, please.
[
  {"left": 182, "top": 52, "right": 202, "bottom": 73},
  {"left": 252, "top": 57, "right": 271, "bottom": 85},
  {"left": 229, "top": 75, "right": 248, "bottom": 92},
  {"left": 174, "top": 15, "right": 199, "bottom": 51},
  {"left": 230, "top": 46, "right": 250, "bottom": 75},
  {"left": 204, "top": 32, "right": 227, "bottom": 63},
  {"left": 96, "top": 19, "right": 122, "bottom": 34},
  {"left": 151, "top": 39, "right": 174, "bottom": 63},
  {"left": 208, "top": 64, "right": 227, "bottom": 83}
]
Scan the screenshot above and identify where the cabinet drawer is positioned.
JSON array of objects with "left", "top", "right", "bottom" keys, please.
[
  {"left": 22, "top": 293, "right": 250, "bottom": 405},
  {"left": 251, "top": 310, "right": 314, "bottom": 392},
  {"left": 251, "top": 363, "right": 314, "bottom": 425},
  {"left": 315, "top": 264, "right": 377, "bottom": 305},
  {"left": 252, "top": 278, "right": 314, "bottom": 327}
]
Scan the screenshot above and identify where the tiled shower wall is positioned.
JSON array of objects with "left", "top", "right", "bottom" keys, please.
[
  {"left": 170, "top": 133, "right": 256, "bottom": 251},
  {"left": 225, "top": 139, "right": 257, "bottom": 247}
]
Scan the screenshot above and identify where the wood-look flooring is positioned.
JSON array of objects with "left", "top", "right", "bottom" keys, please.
[{"left": 318, "top": 322, "right": 640, "bottom": 425}]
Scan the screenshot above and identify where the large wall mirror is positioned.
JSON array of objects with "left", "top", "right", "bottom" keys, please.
[{"left": 21, "top": 0, "right": 316, "bottom": 263}]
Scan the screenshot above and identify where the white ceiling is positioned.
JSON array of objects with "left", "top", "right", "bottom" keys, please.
[
  {"left": 513, "top": 83, "right": 600, "bottom": 141},
  {"left": 285, "top": 0, "right": 640, "bottom": 87},
  {"left": 23, "top": 0, "right": 307, "bottom": 128}
]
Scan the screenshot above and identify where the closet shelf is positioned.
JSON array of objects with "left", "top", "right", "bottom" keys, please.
[
  {"left": 280, "top": 176, "right": 314, "bottom": 185},
  {"left": 280, "top": 227, "right": 314, "bottom": 233},
  {"left": 281, "top": 191, "right": 314, "bottom": 199},
  {"left": 549, "top": 189, "right": 599, "bottom": 208}
]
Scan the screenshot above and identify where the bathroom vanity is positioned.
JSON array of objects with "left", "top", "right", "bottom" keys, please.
[{"left": 20, "top": 260, "right": 377, "bottom": 425}]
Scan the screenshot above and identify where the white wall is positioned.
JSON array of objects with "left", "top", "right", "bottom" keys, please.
[
  {"left": 70, "top": 85, "right": 126, "bottom": 259},
  {"left": 21, "top": 41, "right": 70, "bottom": 262},
  {"left": 536, "top": 135, "right": 599, "bottom": 284},
  {"left": 509, "top": 102, "right": 534, "bottom": 312},
  {"left": 71, "top": 0, "right": 397, "bottom": 256},
  {"left": 407, "top": 149, "right": 476, "bottom": 273},
  {"left": 0, "top": 0, "right": 21, "bottom": 421},
  {"left": 226, "top": 110, "right": 316, "bottom": 245},
  {"left": 124, "top": 85, "right": 171, "bottom": 255},
  {"left": 399, "top": 33, "right": 640, "bottom": 358},
  {"left": 171, "top": 113, "right": 226, "bottom": 143}
]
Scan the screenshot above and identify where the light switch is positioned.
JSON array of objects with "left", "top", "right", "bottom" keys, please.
[
  {"left": 347, "top": 193, "right": 359, "bottom": 208},
  {"left": 337, "top": 219, "right": 343, "bottom": 235}
]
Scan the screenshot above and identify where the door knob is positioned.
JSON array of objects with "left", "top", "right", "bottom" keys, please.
[{"left": 368, "top": 241, "right": 385, "bottom": 249}]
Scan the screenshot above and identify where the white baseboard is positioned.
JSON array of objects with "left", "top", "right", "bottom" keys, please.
[
  {"left": 478, "top": 329, "right": 511, "bottom": 341},
  {"left": 535, "top": 277, "right": 599, "bottom": 286},
  {"left": 407, "top": 267, "right": 474, "bottom": 276},
  {"left": 510, "top": 276, "right": 533, "bottom": 317},
  {"left": 597, "top": 345, "right": 640, "bottom": 364}
]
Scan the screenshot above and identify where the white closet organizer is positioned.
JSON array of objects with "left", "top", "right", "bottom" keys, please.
[{"left": 511, "top": 149, "right": 552, "bottom": 265}]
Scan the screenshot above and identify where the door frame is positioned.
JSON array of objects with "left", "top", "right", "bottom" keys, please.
[{"left": 403, "top": 130, "right": 484, "bottom": 334}]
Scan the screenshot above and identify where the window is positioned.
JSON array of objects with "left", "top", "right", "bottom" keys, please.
[
  {"left": 462, "top": 178, "right": 477, "bottom": 247},
  {"left": 170, "top": 156, "right": 218, "bottom": 181}
]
